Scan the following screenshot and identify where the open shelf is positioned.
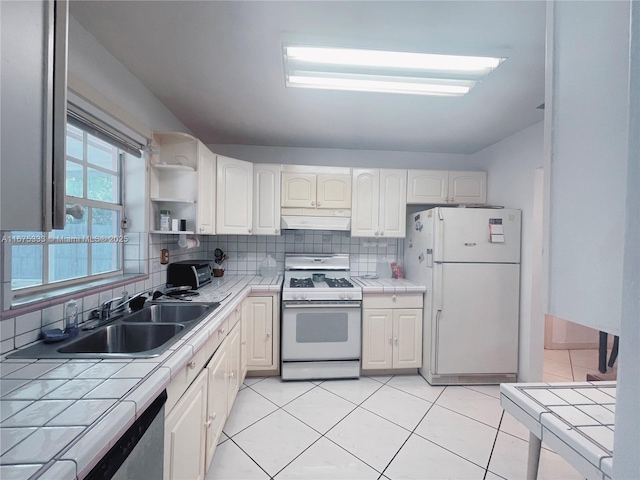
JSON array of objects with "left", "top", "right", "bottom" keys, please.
[
  {"left": 150, "top": 230, "right": 195, "bottom": 235},
  {"left": 150, "top": 197, "right": 196, "bottom": 204},
  {"left": 151, "top": 164, "right": 195, "bottom": 172}
]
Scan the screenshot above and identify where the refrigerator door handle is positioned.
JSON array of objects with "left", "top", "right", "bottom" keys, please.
[
  {"left": 434, "top": 309, "right": 442, "bottom": 373},
  {"left": 464, "top": 243, "right": 477, "bottom": 247},
  {"left": 438, "top": 209, "right": 444, "bottom": 221}
]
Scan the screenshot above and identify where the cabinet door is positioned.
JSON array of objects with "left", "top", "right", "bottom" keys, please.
[
  {"left": 164, "top": 370, "right": 207, "bottom": 480},
  {"left": 281, "top": 172, "right": 316, "bottom": 208},
  {"left": 226, "top": 324, "right": 242, "bottom": 411},
  {"left": 317, "top": 174, "right": 352, "bottom": 209},
  {"left": 406, "top": 170, "right": 449, "bottom": 204},
  {"left": 205, "top": 347, "right": 228, "bottom": 472},
  {"left": 196, "top": 143, "right": 216, "bottom": 234},
  {"left": 448, "top": 171, "right": 487, "bottom": 204},
  {"left": 351, "top": 169, "right": 380, "bottom": 237},
  {"left": 246, "top": 296, "right": 274, "bottom": 368},
  {"left": 392, "top": 309, "right": 422, "bottom": 369},
  {"left": 1, "top": 0, "right": 67, "bottom": 231},
  {"left": 362, "top": 309, "right": 393, "bottom": 370},
  {"left": 240, "top": 299, "right": 249, "bottom": 381},
  {"left": 216, "top": 156, "right": 253, "bottom": 234},
  {"left": 379, "top": 169, "right": 407, "bottom": 238},
  {"left": 253, "top": 164, "right": 281, "bottom": 235}
]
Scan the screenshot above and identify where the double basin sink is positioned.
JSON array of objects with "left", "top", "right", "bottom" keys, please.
[{"left": 8, "top": 302, "right": 220, "bottom": 359}]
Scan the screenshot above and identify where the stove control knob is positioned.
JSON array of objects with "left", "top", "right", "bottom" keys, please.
[
  {"left": 301, "top": 293, "right": 307, "bottom": 300},
  {"left": 339, "top": 293, "right": 346, "bottom": 300},
  {"left": 292, "top": 293, "right": 299, "bottom": 300},
  {"left": 348, "top": 293, "right": 353, "bottom": 300}
]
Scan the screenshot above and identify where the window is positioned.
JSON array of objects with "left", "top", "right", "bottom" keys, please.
[{"left": 10, "top": 123, "right": 128, "bottom": 292}]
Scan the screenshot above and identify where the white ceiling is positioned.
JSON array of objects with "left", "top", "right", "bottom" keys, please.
[{"left": 69, "top": 1, "right": 546, "bottom": 155}]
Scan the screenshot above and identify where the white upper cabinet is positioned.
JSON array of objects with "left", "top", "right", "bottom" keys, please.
[
  {"left": 352, "top": 168, "right": 406, "bottom": 238},
  {"left": 407, "top": 170, "right": 486, "bottom": 205},
  {"left": 216, "top": 155, "right": 253, "bottom": 234},
  {"left": 281, "top": 172, "right": 351, "bottom": 209},
  {"left": 406, "top": 170, "right": 449, "bottom": 204},
  {"left": 448, "top": 171, "right": 487, "bottom": 204},
  {"left": 253, "top": 164, "right": 281, "bottom": 235},
  {"left": 316, "top": 174, "right": 352, "bottom": 209},
  {"left": 196, "top": 143, "right": 216, "bottom": 234}
]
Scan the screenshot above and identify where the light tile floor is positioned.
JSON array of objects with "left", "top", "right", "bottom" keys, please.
[
  {"left": 207, "top": 375, "right": 584, "bottom": 480},
  {"left": 543, "top": 348, "right": 616, "bottom": 382}
]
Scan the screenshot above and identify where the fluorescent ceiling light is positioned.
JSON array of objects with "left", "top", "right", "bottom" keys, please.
[{"left": 283, "top": 45, "right": 505, "bottom": 96}]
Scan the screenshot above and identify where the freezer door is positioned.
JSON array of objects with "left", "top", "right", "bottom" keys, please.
[
  {"left": 432, "top": 263, "right": 520, "bottom": 375},
  {"left": 433, "top": 208, "right": 521, "bottom": 263}
]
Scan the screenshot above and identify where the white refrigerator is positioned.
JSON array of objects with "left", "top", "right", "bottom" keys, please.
[{"left": 404, "top": 207, "right": 521, "bottom": 385}]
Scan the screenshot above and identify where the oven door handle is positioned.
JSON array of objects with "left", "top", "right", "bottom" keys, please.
[{"left": 282, "top": 302, "right": 362, "bottom": 308}]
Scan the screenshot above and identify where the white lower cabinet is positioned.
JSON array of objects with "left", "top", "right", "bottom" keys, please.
[
  {"left": 361, "top": 294, "right": 423, "bottom": 370},
  {"left": 164, "top": 369, "right": 208, "bottom": 480},
  {"left": 164, "top": 313, "right": 243, "bottom": 479},
  {"left": 205, "top": 345, "right": 227, "bottom": 471},
  {"left": 245, "top": 296, "right": 275, "bottom": 369}
]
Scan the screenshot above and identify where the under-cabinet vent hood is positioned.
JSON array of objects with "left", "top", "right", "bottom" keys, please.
[{"left": 281, "top": 215, "right": 351, "bottom": 231}]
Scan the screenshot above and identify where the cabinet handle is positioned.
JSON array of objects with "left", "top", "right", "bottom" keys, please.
[
  {"left": 248, "top": 228, "right": 252, "bottom": 233},
  {"left": 380, "top": 231, "right": 384, "bottom": 236},
  {"left": 311, "top": 201, "right": 315, "bottom": 206},
  {"left": 394, "top": 338, "right": 398, "bottom": 344},
  {"left": 392, "top": 295, "right": 397, "bottom": 301},
  {"left": 389, "top": 337, "right": 393, "bottom": 344},
  {"left": 235, "top": 308, "right": 240, "bottom": 315},
  {"left": 219, "top": 328, "right": 225, "bottom": 334},
  {"left": 317, "top": 202, "right": 321, "bottom": 207},
  {"left": 230, "top": 372, "right": 235, "bottom": 378},
  {"left": 204, "top": 419, "right": 212, "bottom": 428},
  {"left": 242, "top": 341, "right": 247, "bottom": 345},
  {"left": 374, "top": 231, "right": 379, "bottom": 236},
  {"left": 187, "top": 361, "right": 196, "bottom": 369},
  {"left": 210, "top": 413, "right": 217, "bottom": 421},
  {"left": 275, "top": 229, "right": 279, "bottom": 234},
  {"left": 266, "top": 333, "right": 271, "bottom": 338}
]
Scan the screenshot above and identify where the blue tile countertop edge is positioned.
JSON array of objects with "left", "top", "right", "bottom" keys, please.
[{"left": 0, "top": 275, "right": 282, "bottom": 480}]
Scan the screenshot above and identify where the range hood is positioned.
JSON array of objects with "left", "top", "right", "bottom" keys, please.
[{"left": 281, "top": 215, "right": 351, "bottom": 231}]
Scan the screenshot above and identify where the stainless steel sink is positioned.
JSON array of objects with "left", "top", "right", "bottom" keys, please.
[
  {"left": 7, "top": 301, "right": 220, "bottom": 359},
  {"left": 58, "top": 324, "right": 185, "bottom": 354},
  {"left": 122, "top": 303, "right": 215, "bottom": 324}
]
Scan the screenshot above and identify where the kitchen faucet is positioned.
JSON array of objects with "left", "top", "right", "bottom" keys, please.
[{"left": 99, "top": 290, "right": 153, "bottom": 321}]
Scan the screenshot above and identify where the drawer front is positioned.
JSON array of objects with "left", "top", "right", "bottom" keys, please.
[
  {"left": 205, "top": 327, "right": 221, "bottom": 360},
  {"left": 165, "top": 344, "right": 209, "bottom": 415},
  {"left": 228, "top": 304, "right": 241, "bottom": 330},
  {"left": 363, "top": 294, "right": 423, "bottom": 310}
]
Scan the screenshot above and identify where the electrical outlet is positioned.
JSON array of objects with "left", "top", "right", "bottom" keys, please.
[{"left": 295, "top": 234, "right": 304, "bottom": 243}]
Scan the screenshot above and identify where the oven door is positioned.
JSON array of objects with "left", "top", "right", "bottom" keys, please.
[{"left": 281, "top": 302, "right": 361, "bottom": 361}]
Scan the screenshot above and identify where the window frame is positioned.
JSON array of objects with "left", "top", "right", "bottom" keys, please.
[{"left": 10, "top": 123, "right": 129, "bottom": 296}]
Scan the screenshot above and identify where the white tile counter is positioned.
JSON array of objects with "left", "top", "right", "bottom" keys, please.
[
  {"left": 500, "top": 381, "right": 615, "bottom": 480},
  {"left": 352, "top": 277, "right": 426, "bottom": 294},
  {"left": 0, "top": 275, "right": 282, "bottom": 479}
]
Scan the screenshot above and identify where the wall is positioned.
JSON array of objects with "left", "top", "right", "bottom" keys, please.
[
  {"left": 208, "top": 144, "right": 480, "bottom": 171},
  {"left": 471, "top": 121, "right": 544, "bottom": 381}
]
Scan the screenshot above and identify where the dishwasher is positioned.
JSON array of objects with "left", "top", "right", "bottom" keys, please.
[{"left": 85, "top": 390, "right": 167, "bottom": 480}]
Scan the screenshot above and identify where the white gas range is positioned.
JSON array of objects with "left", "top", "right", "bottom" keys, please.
[{"left": 281, "top": 254, "right": 362, "bottom": 380}]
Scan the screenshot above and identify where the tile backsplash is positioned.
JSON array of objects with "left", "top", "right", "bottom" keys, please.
[
  {"left": 1, "top": 229, "right": 402, "bottom": 355},
  {"left": 201, "top": 230, "right": 403, "bottom": 276}
]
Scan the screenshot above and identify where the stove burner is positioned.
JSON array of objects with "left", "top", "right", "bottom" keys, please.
[
  {"left": 325, "top": 278, "right": 354, "bottom": 288},
  {"left": 289, "top": 278, "right": 314, "bottom": 288}
]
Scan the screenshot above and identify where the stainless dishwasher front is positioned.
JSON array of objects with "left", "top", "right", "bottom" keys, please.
[{"left": 85, "top": 390, "right": 167, "bottom": 480}]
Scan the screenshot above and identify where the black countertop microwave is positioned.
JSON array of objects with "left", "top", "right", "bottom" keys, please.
[{"left": 166, "top": 260, "right": 212, "bottom": 289}]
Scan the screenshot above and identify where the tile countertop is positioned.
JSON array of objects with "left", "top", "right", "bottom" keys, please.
[
  {"left": 351, "top": 277, "right": 426, "bottom": 294},
  {"left": 0, "top": 275, "right": 282, "bottom": 480},
  {"left": 500, "top": 381, "right": 616, "bottom": 480}
]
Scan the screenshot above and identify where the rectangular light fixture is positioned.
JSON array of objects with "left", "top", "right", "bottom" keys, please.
[{"left": 283, "top": 45, "right": 505, "bottom": 96}]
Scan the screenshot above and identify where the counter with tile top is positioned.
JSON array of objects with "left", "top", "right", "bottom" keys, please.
[
  {"left": 352, "top": 277, "right": 426, "bottom": 294},
  {"left": 500, "top": 381, "right": 615, "bottom": 480},
  {"left": 0, "top": 275, "right": 282, "bottom": 479}
]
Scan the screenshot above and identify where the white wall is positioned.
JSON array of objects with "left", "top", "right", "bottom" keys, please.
[
  {"left": 68, "top": 15, "right": 189, "bottom": 135},
  {"left": 471, "top": 121, "right": 544, "bottom": 381},
  {"left": 547, "top": 1, "right": 630, "bottom": 336},
  {"left": 207, "top": 144, "right": 480, "bottom": 171}
]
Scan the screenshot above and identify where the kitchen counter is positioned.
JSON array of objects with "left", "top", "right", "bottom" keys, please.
[
  {"left": 352, "top": 276, "right": 426, "bottom": 294},
  {"left": 0, "top": 275, "right": 282, "bottom": 480},
  {"left": 500, "top": 381, "right": 615, "bottom": 480}
]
